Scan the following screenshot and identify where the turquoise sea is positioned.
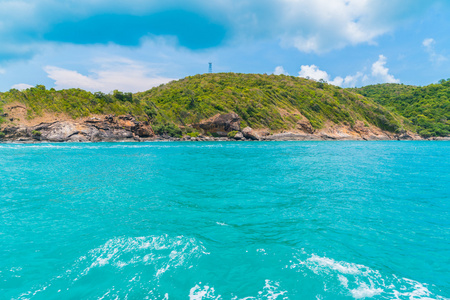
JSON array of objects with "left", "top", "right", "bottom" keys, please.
[{"left": 0, "top": 142, "right": 449, "bottom": 299}]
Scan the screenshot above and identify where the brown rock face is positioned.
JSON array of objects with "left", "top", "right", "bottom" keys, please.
[
  {"left": 242, "top": 127, "right": 261, "bottom": 140},
  {"left": 87, "top": 115, "right": 154, "bottom": 138},
  {"left": 192, "top": 112, "right": 241, "bottom": 136},
  {"left": 1, "top": 114, "right": 155, "bottom": 142},
  {"left": 135, "top": 124, "right": 154, "bottom": 137},
  {"left": 296, "top": 117, "right": 314, "bottom": 134}
]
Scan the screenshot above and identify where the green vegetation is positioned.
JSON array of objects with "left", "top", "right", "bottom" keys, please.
[
  {"left": 186, "top": 131, "right": 199, "bottom": 138},
  {"left": 0, "top": 132, "right": 5, "bottom": 139},
  {"left": 351, "top": 79, "right": 450, "bottom": 137},
  {"left": 227, "top": 131, "right": 238, "bottom": 138},
  {"left": 135, "top": 73, "right": 406, "bottom": 132},
  {"left": 0, "top": 85, "right": 144, "bottom": 119},
  {"left": 0, "top": 105, "right": 4, "bottom": 124},
  {"left": 3, "top": 73, "right": 449, "bottom": 138},
  {"left": 152, "top": 123, "right": 182, "bottom": 138},
  {"left": 31, "top": 130, "right": 41, "bottom": 136}
]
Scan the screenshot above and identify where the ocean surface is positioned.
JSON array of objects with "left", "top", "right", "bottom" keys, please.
[{"left": 0, "top": 141, "right": 449, "bottom": 300}]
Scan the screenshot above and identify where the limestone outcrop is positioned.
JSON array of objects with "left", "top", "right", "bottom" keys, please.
[
  {"left": 242, "top": 127, "right": 261, "bottom": 140},
  {"left": 191, "top": 112, "right": 241, "bottom": 136},
  {"left": 1, "top": 114, "right": 155, "bottom": 142},
  {"left": 0, "top": 112, "right": 425, "bottom": 143}
]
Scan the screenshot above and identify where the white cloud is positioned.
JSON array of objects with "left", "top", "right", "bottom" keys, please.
[
  {"left": 273, "top": 66, "right": 289, "bottom": 75},
  {"left": 0, "top": 68, "right": 5, "bottom": 74},
  {"left": 11, "top": 83, "right": 33, "bottom": 90},
  {"left": 423, "top": 38, "right": 435, "bottom": 48},
  {"left": 0, "top": 0, "right": 436, "bottom": 58},
  {"left": 342, "top": 72, "right": 364, "bottom": 87},
  {"left": 298, "top": 55, "right": 399, "bottom": 87},
  {"left": 298, "top": 65, "right": 350, "bottom": 86},
  {"left": 422, "top": 38, "right": 447, "bottom": 64},
  {"left": 298, "top": 65, "right": 330, "bottom": 82},
  {"left": 274, "top": 0, "right": 431, "bottom": 53},
  {"left": 371, "top": 55, "right": 399, "bottom": 83},
  {"left": 44, "top": 57, "right": 175, "bottom": 93}
]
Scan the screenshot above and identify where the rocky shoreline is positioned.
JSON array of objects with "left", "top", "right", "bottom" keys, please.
[{"left": 1, "top": 112, "right": 448, "bottom": 143}]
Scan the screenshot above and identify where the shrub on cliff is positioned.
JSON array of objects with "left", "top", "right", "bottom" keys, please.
[
  {"left": 187, "top": 132, "right": 199, "bottom": 137},
  {"left": 0, "top": 132, "right": 5, "bottom": 139},
  {"left": 153, "top": 123, "right": 182, "bottom": 138},
  {"left": 227, "top": 131, "right": 238, "bottom": 138}
]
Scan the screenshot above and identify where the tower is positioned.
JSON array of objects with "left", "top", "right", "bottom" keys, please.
[{"left": 208, "top": 62, "right": 212, "bottom": 73}]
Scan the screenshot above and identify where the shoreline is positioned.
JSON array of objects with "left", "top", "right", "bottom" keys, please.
[
  {"left": 1, "top": 113, "right": 449, "bottom": 144},
  {"left": 2, "top": 135, "right": 449, "bottom": 144}
]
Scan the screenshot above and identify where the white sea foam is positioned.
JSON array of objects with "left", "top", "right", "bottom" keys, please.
[
  {"left": 189, "top": 284, "right": 221, "bottom": 300},
  {"left": 350, "top": 283, "right": 383, "bottom": 299},
  {"left": 291, "top": 254, "right": 448, "bottom": 300},
  {"left": 260, "top": 280, "right": 288, "bottom": 300},
  {"left": 230, "top": 280, "right": 288, "bottom": 300},
  {"left": 13, "top": 240, "right": 448, "bottom": 299},
  {"left": 188, "top": 279, "right": 288, "bottom": 300},
  {"left": 77, "top": 235, "right": 207, "bottom": 279},
  {"left": 307, "top": 255, "right": 360, "bottom": 274},
  {"left": 0, "top": 141, "right": 229, "bottom": 151},
  {"left": 216, "top": 222, "right": 229, "bottom": 226},
  {"left": 15, "top": 234, "right": 207, "bottom": 300}
]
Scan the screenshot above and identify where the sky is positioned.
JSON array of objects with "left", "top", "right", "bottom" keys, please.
[{"left": 1, "top": 0, "right": 450, "bottom": 93}]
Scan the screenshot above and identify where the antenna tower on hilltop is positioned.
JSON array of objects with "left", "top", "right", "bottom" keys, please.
[{"left": 208, "top": 62, "right": 212, "bottom": 73}]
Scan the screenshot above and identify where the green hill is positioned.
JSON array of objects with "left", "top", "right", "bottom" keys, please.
[
  {"left": 134, "top": 73, "right": 407, "bottom": 133},
  {"left": 351, "top": 80, "right": 450, "bottom": 137},
  {"left": 0, "top": 85, "right": 144, "bottom": 122},
  {"left": 0, "top": 73, "right": 425, "bottom": 137}
]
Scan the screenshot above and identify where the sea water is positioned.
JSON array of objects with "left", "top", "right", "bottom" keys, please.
[{"left": 0, "top": 141, "right": 449, "bottom": 299}]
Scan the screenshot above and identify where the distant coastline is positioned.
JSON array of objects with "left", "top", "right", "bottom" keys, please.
[
  {"left": 1, "top": 113, "right": 449, "bottom": 143},
  {"left": 1, "top": 74, "right": 449, "bottom": 142}
]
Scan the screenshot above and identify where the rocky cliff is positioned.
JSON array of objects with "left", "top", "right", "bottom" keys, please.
[
  {"left": 0, "top": 111, "right": 428, "bottom": 143},
  {"left": 1, "top": 114, "right": 154, "bottom": 142},
  {"left": 1, "top": 73, "right": 448, "bottom": 142}
]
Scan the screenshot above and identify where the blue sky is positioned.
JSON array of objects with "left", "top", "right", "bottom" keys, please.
[{"left": 0, "top": 0, "right": 449, "bottom": 92}]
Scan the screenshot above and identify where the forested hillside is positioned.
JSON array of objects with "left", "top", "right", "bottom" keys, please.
[
  {"left": 351, "top": 80, "right": 450, "bottom": 137},
  {"left": 3, "top": 73, "right": 449, "bottom": 138},
  {"left": 134, "top": 73, "right": 406, "bottom": 132},
  {"left": 0, "top": 85, "right": 144, "bottom": 121}
]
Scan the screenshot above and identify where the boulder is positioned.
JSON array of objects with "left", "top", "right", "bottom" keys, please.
[
  {"left": 296, "top": 118, "right": 314, "bottom": 134},
  {"left": 233, "top": 132, "right": 244, "bottom": 140},
  {"left": 135, "top": 124, "right": 154, "bottom": 137},
  {"left": 39, "top": 122, "right": 78, "bottom": 142},
  {"left": 258, "top": 129, "right": 270, "bottom": 137},
  {"left": 118, "top": 114, "right": 135, "bottom": 121},
  {"left": 242, "top": 127, "right": 261, "bottom": 140},
  {"left": 192, "top": 112, "right": 241, "bottom": 136},
  {"left": 3, "top": 125, "right": 30, "bottom": 138},
  {"left": 105, "top": 115, "right": 115, "bottom": 123}
]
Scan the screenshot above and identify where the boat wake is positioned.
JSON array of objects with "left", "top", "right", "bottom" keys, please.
[
  {"left": 290, "top": 253, "right": 447, "bottom": 299},
  {"left": 16, "top": 235, "right": 208, "bottom": 299},
  {"left": 14, "top": 238, "right": 448, "bottom": 299}
]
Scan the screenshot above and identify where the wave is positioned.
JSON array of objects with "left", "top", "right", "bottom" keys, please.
[
  {"left": 14, "top": 240, "right": 448, "bottom": 299},
  {"left": 290, "top": 254, "right": 448, "bottom": 299},
  {"left": 15, "top": 235, "right": 207, "bottom": 300},
  {"left": 0, "top": 142, "right": 228, "bottom": 151},
  {"left": 190, "top": 280, "right": 287, "bottom": 300}
]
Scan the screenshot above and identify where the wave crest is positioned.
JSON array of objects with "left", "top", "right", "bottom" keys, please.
[
  {"left": 16, "top": 235, "right": 207, "bottom": 299},
  {"left": 291, "top": 254, "right": 447, "bottom": 299}
]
